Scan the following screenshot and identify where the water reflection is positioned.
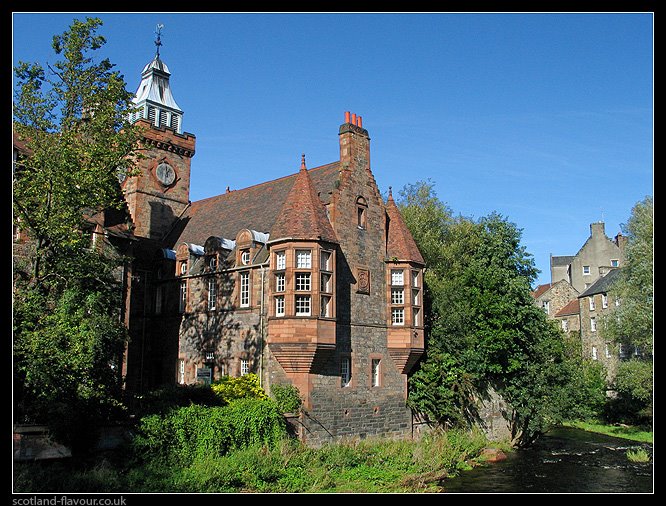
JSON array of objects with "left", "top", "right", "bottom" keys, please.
[{"left": 442, "top": 427, "right": 653, "bottom": 493}]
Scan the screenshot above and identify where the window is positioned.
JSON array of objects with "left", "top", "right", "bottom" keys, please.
[
  {"left": 391, "top": 269, "right": 404, "bottom": 286},
  {"left": 180, "top": 261, "right": 188, "bottom": 275},
  {"left": 391, "top": 288, "right": 404, "bottom": 305},
  {"left": 241, "top": 359, "right": 249, "bottom": 376},
  {"left": 619, "top": 344, "right": 628, "bottom": 359},
  {"left": 155, "top": 285, "right": 163, "bottom": 315},
  {"left": 413, "top": 307, "right": 421, "bottom": 327},
  {"left": 296, "top": 250, "right": 311, "bottom": 269},
  {"left": 340, "top": 356, "right": 351, "bottom": 387},
  {"left": 392, "top": 308, "right": 405, "bottom": 325},
  {"left": 179, "top": 359, "right": 185, "bottom": 385},
  {"left": 321, "top": 250, "right": 332, "bottom": 271},
  {"left": 371, "top": 359, "right": 381, "bottom": 387},
  {"left": 615, "top": 298, "right": 621, "bottom": 307},
  {"left": 295, "top": 295, "right": 311, "bottom": 316},
  {"left": 589, "top": 297, "right": 596, "bottom": 311},
  {"left": 357, "top": 196, "right": 368, "bottom": 229},
  {"left": 241, "top": 250, "right": 251, "bottom": 265},
  {"left": 610, "top": 259, "right": 620, "bottom": 267},
  {"left": 413, "top": 289, "right": 420, "bottom": 306},
  {"left": 591, "top": 346, "right": 598, "bottom": 360},
  {"left": 412, "top": 270, "right": 419, "bottom": 288},
  {"left": 602, "top": 294, "right": 608, "bottom": 309},
  {"left": 561, "top": 319, "right": 569, "bottom": 332},
  {"left": 179, "top": 280, "right": 187, "bottom": 313},
  {"left": 605, "top": 344, "right": 612, "bottom": 358},
  {"left": 583, "top": 265, "right": 591, "bottom": 275},
  {"left": 208, "top": 277, "right": 217, "bottom": 310},
  {"left": 275, "top": 251, "right": 286, "bottom": 270},
  {"left": 295, "top": 272, "right": 311, "bottom": 291},
  {"left": 205, "top": 350, "right": 215, "bottom": 362},
  {"left": 275, "top": 273, "right": 285, "bottom": 292},
  {"left": 321, "top": 272, "right": 332, "bottom": 293},
  {"left": 590, "top": 317, "right": 597, "bottom": 332},
  {"left": 275, "top": 295, "right": 285, "bottom": 316},
  {"left": 240, "top": 272, "right": 250, "bottom": 307},
  {"left": 321, "top": 295, "right": 332, "bottom": 317},
  {"left": 209, "top": 256, "right": 218, "bottom": 271},
  {"left": 543, "top": 300, "right": 550, "bottom": 314}
]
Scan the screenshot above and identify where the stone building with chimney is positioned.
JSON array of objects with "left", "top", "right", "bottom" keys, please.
[{"left": 113, "top": 49, "right": 425, "bottom": 444}]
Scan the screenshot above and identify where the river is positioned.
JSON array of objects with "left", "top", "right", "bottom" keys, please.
[{"left": 442, "top": 426, "right": 653, "bottom": 493}]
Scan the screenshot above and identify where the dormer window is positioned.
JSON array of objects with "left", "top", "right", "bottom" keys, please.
[
  {"left": 209, "top": 256, "right": 218, "bottom": 271},
  {"left": 241, "top": 250, "right": 251, "bottom": 266},
  {"left": 179, "top": 261, "right": 188, "bottom": 276}
]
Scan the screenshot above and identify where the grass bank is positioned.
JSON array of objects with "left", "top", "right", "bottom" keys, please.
[
  {"left": 14, "top": 428, "right": 508, "bottom": 493},
  {"left": 563, "top": 420, "right": 653, "bottom": 443}
]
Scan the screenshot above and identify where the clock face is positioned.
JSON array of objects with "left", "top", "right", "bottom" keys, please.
[{"left": 156, "top": 162, "right": 176, "bottom": 186}]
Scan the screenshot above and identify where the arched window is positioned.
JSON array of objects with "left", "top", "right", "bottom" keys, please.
[{"left": 356, "top": 196, "right": 368, "bottom": 229}]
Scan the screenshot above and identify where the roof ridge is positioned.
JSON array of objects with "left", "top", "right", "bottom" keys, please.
[{"left": 192, "top": 161, "right": 340, "bottom": 206}]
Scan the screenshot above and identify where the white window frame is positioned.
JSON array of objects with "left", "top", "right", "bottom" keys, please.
[
  {"left": 179, "top": 359, "right": 185, "bottom": 384},
  {"left": 391, "top": 269, "right": 404, "bottom": 286},
  {"left": 275, "top": 272, "right": 285, "bottom": 292},
  {"left": 592, "top": 346, "right": 598, "bottom": 360},
  {"left": 371, "top": 359, "right": 381, "bottom": 387},
  {"left": 275, "top": 295, "right": 285, "bottom": 317},
  {"left": 321, "top": 250, "right": 333, "bottom": 271},
  {"left": 275, "top": 251, "right": 286, "bottom": 270},
  {"left": 561, "top": 319, "right": 569, "bottom": 332},
  {"left": 589, "top": 297, "right": 595, "bottom": 311},
  {"left": 413, "top": 289, "right": 420, "bottom": 306},
  {"left": 340, "top": 356, "right": 351, "bottom": 387},
  {"left": 392, "top": 307, "right": 405, "bottom": 326},
  {"left": 583, "top": 265, "right": 591, "bottom": 276},
  {"left": 240, "top": 271, "right": 250, "bottom": 308},
  {"left": 241, "top": 250, "right": 251, "bottom": 266},
  {"left": 590, "top": 317, "right": 597, "bottom": 332},
  {"left": 391, "top": 288, "right": 404, "bottom": 305},
  {"left": 602, "top": 293, "right": 608, "bottom": 309},
  {"left": 241, "top": 359, "right": 249, "bottom": 376},
  {"left": 610, "top": 259, "right": 620, "bottom": 268},
  {"left": 295, "top": 272, "right": 311, "bottom": 291},
  {"left": 321, "top": 272, "right": 333, "bottom": 293},
  {"left": 413, "top": 307, "right": 421, "bottom": 327},
  {"left": 180, "top": 262, "right": 188, "bottom": 275},
  {"left": 543, "top": 300, "right": 550, "bottom": 314},
  {"left": 295, "top": 295, "right": 311, "bottom": 316},
  {"left": 208, "top": 277, "right": 217, "bottom": 310},
  {"left": 179, "top": 280, "right": 187, "bottom": 313},
  {"left": 605, "top": 343, "right": 612, "bottom": 358},
  {"left": 321, "top": 295, "right": 332, "bottom": 317},
  {"left": 412, "top": 270, "right": 419, "bottom": 288},
  {"left": 296, "top": 250, "right": 312, "bottom": 269}
]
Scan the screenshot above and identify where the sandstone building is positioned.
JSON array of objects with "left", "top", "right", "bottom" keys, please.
[{"left": 114, "top": 51, "right": 425, "bottom": 444}]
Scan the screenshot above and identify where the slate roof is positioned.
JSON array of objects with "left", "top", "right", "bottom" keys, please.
[
  {"left": 551, "top": 255, "right": 575, "bottom": 267},
  {"left": 579, "top": 268, "right": 622, "bottom": 297},
  {"left": 166, "top": 161, "right": 341, "bottom": 247},
  {"left": 270, "top": 156, "right": 338, "bottom": 244},
  {"left": 385, "top": 189, "right": 425, "bottom": 265},
  {"left": 554, "top": 298, "right": 580, "bottom": 317}
]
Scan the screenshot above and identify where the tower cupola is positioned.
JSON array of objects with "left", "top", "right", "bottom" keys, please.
[{"left": 129, "top": 24, "right": 184, "bottom": 133}]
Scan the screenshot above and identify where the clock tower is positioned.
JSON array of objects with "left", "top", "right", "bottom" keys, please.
[{"left": 123, "top": 30, "right": 195, "bottom": 240}]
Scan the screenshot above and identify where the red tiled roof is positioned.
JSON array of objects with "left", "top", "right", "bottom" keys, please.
[
  {"left": 168, "top": 161, "right": 341, "bottom": 247},
  {"left": 270, "top": 156, "right": 338, "bottom": 243},
  {"left": 385, "top": 190, "right": 425, "bottom": 265},
  {"left": 555, "top": 298, "right": 580, "bottom": 317},
  {"left": 531, "top": 283, "right": 552, "bottom": 299}
]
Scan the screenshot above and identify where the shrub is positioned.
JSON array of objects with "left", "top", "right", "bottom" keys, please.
[
  {"left": 211, "top": 373, "right": 268, "bottom": 404},
  {"left": 626, "top": 447, "right": 650, "bottom": 463},
  {"left": 271, "top": 383, "right": 302, "bottom": 414},
  {"left": 131, "top": 383, "right": 222, "bottom": 417},
  {"left": 132, "top": 398, "right": 286, "bottom": 466}
]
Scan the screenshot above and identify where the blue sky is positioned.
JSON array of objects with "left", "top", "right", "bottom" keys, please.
[{"left": 12, "top": 12, "right": 653, "bottom": 287}]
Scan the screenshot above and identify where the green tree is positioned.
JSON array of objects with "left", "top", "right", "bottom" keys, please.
[
  {"left": 601, "top": 196, "right": 653, "bottom": 424},
  {"left": 401, "top": 181, "right": 605, "bottom": 446},
  {"left": 13, "top": 18, "right": 141, "bottom": 454}
]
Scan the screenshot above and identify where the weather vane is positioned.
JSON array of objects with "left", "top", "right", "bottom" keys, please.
[{"left": 155, "top": 23, "right": 164, "bottom": 57}]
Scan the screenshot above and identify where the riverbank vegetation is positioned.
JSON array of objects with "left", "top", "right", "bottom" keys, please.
[
  {"left": 14, "top": 425, "right": 503, "bottom": 493},
  {"left": 562, "top": 420, "right": 653, "bottom": 444}
]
